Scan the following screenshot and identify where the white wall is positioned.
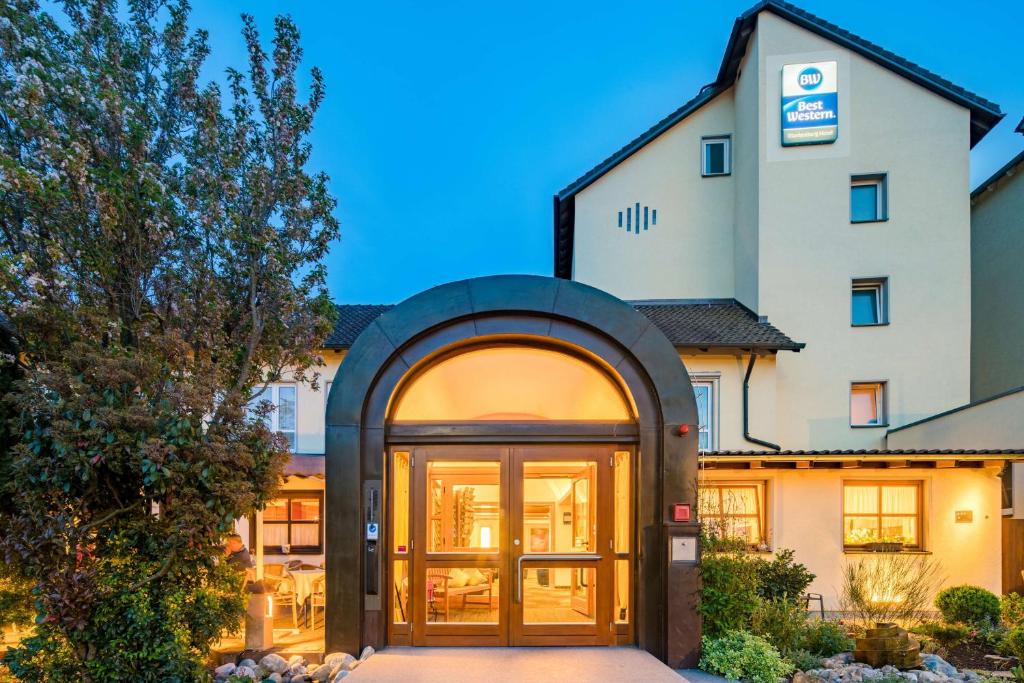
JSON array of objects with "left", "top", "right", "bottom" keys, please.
[
  {"left": 573, "top": 91, "right": 737, "bottom": 300},
  {"left": 755, "top": 14, "right": 973, "bottom": 451},
  {"left": 703, "top": 467, "right": 1003, "bottom": 609},
  {"left": 683, "top": 352, "right": 777, "bottom": 451}
]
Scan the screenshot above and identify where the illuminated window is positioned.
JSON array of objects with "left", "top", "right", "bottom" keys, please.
[
  {"left": 698, "top": 482, "right": 766, "bottom": 546},
  {"left": 248, "top": 384, "right": 297, "bottom": 451},
  {"left": 843, "top": 482, "right": 921, "bottom": 548},
  {"left": 851, "top": 382, "right": 887, "bottom": 427},
  {"left": 263, "top": 491, "right": 323, "bottom": 554},
  {"left": 391, "top": 345, "right": 633, "bottom": 421}
]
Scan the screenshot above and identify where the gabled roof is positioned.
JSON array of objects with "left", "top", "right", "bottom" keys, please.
[
  {"left": 554, "top": 0, "right": 1004, "bottom": 278},
  {"left": 325, "top": 300, "right": 804, "bottom": 352}
]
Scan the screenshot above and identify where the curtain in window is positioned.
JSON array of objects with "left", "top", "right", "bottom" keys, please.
[
  {"left": 844, "top": 485, "right": 878, "bottom": 514},
  {"left": 850, "top": 386, "right": 878, "bottom": 424},
  {"left": 291, "top": 525, "right": 319, "bottom": 547}
]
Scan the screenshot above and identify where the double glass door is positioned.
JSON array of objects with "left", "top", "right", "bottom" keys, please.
[{"left": 389, "top": 444, "right": 632, "bottom": 646}]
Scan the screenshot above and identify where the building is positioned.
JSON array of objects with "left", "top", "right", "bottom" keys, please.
[
  {"left": 970, "top": 117, "right": 1024, "bottom": 401},
  {"left": 235, "top": 0, "right": 1022, "bottom": 668}
]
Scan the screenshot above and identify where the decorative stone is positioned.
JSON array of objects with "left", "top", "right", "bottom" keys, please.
[
  {"left": 329, "top": 668, "right": 349, "bottom": 682},
  {"left": 288, "top": 663, "right": 308, "bottom": 676},
  {"left": 215, "top": 662, "right": 237, "bottom": 677},
  {"left": 288, "top": 655, "right": 307, "bottom": 667},
  {"left": 266, "top": 675, "right": 283, "bottom": 683},
  {"left": 261, "top": 654, "right": 290, "bottom": 674},
  {"left": 359, "top": 646, "right": 375, "bottom": 661},
  {"left": 311, "top": 663, "right": 333, "bottom": 681},
  {"left": 323, "top": 652, "right": 355, "bottom": 670},
  {"left": 240, "top": 658, "right": 258, "bottom": 669}
]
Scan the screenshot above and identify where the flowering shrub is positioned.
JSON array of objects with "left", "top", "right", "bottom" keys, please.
[{"left": 700, "top": 631, "right": 794, "bottom": 683}]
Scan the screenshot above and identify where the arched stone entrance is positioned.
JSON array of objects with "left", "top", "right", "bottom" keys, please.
[{"left": 325, "top": 275, "right": 702, "bottom": 665}]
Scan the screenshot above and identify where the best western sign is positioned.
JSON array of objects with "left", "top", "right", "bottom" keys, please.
[{"left": 781, "top": 61, "right": 838, "bottom": 146}]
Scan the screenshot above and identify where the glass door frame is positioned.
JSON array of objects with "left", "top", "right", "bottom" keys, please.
[
  {"left": 410, "top": 445, "right": 508, "bottom": 646},
  {"left": 387, "top": 443, "right": 633, "bottom": 647},
  {"left": 509, "top": 445, "right": 614, "bottom": 646}
]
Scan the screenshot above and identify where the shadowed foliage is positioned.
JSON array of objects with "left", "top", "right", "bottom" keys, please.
[{"left": 0, "top": 1, "right": 338, "bottom": 679}]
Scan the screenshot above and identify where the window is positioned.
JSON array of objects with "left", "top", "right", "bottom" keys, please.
[
  {"left": 263, "top": 491, "right": 323, "bottom": 554},
  {"left": 699, "top": 482, "right": 766, "bottom": 547},
  {"left": 852, "top": 278, "right": 889, "bottom": 326},
  {"left": 248, "top": 384, "right": 297, "bottom": 451},
  {"left": 702, "top": 136, "right": 731, "bottom": 177},
  {"left": 851, "top": 174, "right": 887, "bottom": 222},
  {"left": 843, "top": 482, "right": 921, "bottom": 549},
  {"left": 692, "top": 377, "right": 718, "bottom": 450},
  {"left": 850, "top": 382, "right": 886, "bottom": 427}
]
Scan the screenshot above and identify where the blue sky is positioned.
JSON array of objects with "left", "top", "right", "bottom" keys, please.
[{"left": 186, "top": 1, "right": 1024, "bottom": 304}]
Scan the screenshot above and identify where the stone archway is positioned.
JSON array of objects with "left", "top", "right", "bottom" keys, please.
[{"left": 325, "top": 274, "right": 701, "bottom": 664}]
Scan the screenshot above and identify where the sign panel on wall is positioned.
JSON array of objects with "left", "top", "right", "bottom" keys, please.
[{"left": 781, "top": 61, "right": 838, "bottom": 146}]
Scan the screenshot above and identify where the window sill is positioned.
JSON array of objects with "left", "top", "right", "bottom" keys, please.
[
  {"left": 264, "top": 548, "right": 323, "bottom": 555},
  {"left": 701, "top": 172, "right": 731, "bottom": 178},
  {"left": 851, "top": 322, "right": 890, "bottom": 328},
  {"left": 843, "top": 549, "right": 931, "bottom": 555},
  {"left": 851, "top": 218, "right": 889, "bottom": 225},
  {"left": 851, "top": 423, "right": 889, "bottom": 429}
]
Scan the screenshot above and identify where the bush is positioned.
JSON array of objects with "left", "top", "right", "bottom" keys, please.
[
  {"left": 911, "top": 621, "right": 971, "bottom": 648},
  {"left": 800, "top": 619, "right": 856, "bottom": 656},
  {"left": 1003, "top": 625, "right": 1024, "bottom": 660},
  {"left": 756, "top": 549, "right": 816, "bottom": 603},
  {"left": 787, "top": 649, "right": 824, "bottom": 672},
  {"left": 840, "top": 554, "right": 942, "bottom": 626},
  {"left": 1002, "top": 593, "right": 1024, "bottom": 627},
  {"left": 700, "top": 535, "right": 763, "bottom": 637},
  {"left": 936, "top": 586, "right": 1001, "bottom": 627},
  {"left": 751, "top": 597, "right": 807, "bottom": 653},
  {"left": 700, "top": 631, "right": 795, "bottom": 683}
]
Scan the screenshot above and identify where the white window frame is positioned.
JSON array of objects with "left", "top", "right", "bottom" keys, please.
[
  {"left": 690, "top": 374, "right": 720, "bottom": 450},
  {"left": 850, "top": 174, "right": 888, "bottom": 223},
  {"left": 850, "top": 381, "right": 887, "bottom": 428},
  {"left": 249, "top": 383, "right": 298, "bottom": 452},
  {"left": 701, "top": 136, "right": 732, "bottom": 177},
  {"left": 851, "top": 277, "right": 889, "bottom": 326}
]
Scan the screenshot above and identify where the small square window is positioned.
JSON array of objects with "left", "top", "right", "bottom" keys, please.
[
  {"left": 851, "top": 382, "right": 887, "bottom": 427},
  {"left": 851, "top": 174, "right": 887, "bottom": 223},
  {"left": 852, "top": 278, "right": 888, "bottom": 326},
  {"left": 702, "top": 137, "right": 731, "bottom": 177}
]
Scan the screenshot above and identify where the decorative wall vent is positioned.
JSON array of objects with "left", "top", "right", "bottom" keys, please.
[{"left": 617, "top": 203, "right": 657, "bottom": 234}]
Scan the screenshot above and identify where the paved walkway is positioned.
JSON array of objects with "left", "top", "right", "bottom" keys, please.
[{"left": 353, "top": 647, "right": 700, "bottom": 682}]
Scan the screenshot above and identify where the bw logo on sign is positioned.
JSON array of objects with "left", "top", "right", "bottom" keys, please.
[{"left": 781, "top": 61, "right": 838, "bottom": 146}]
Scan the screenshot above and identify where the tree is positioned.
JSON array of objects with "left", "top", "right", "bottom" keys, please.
[{"left": 0, "top": 0, "right": 339, "bottom": 679}]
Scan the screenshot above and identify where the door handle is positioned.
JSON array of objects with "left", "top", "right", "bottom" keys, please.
[{"left": 516, "top": 554, "right": 601, "bottom": 603}]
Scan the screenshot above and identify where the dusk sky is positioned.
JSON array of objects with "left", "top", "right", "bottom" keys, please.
[{"left": 185, "top": 1, "right": 1024, "bottom": 304}]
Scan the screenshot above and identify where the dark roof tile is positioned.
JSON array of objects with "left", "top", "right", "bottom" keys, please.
[{"left": 326, "top": 299, "right": 803, "bottom": 352}]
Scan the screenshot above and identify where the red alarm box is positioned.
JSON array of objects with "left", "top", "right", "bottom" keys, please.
[{"left": 672, "top": 503, "right": 691, "bottom": 522}]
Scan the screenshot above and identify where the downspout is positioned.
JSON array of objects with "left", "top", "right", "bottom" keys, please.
[{"left": 743, "top": 352, "right": 780, "bottom": 451}]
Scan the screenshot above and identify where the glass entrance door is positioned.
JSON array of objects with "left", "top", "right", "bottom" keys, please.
[
  {"left": 509, "top": 447, "right": 612, "bottom": 646},
  {"left": 396, "top": 445, "right": 631, "bottom": 647}
]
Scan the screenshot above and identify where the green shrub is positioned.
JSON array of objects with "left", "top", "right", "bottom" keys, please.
[
  {"left": 786, "top": 648, "right": 824, "bottom": 672},
  {"left": 700, "top": 631, "right": 795, "bottom": 683},
  {"left": 800, "top": 619, "right": 855, "bottom": 656},
  {"left": 911, "top": 621, "right": 971, "bottom": 648},
  {"left": 751, "top": 597, "right": 807, "bottom": 653},
  {"left": 936, "top": 586, "right": 1001, "bottom": 627},
  {"left": 1002, "top": 593, "right": 1024, "bottom": 627},
  {"left": 699, "top": 535, "right": 763, "bottom": 637},
  {"left": 755, "top": 549, "right": 816, "bottom": 603},
  {"left": 1005, "top": 625, "right": 1024, "bottom": 661}
]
